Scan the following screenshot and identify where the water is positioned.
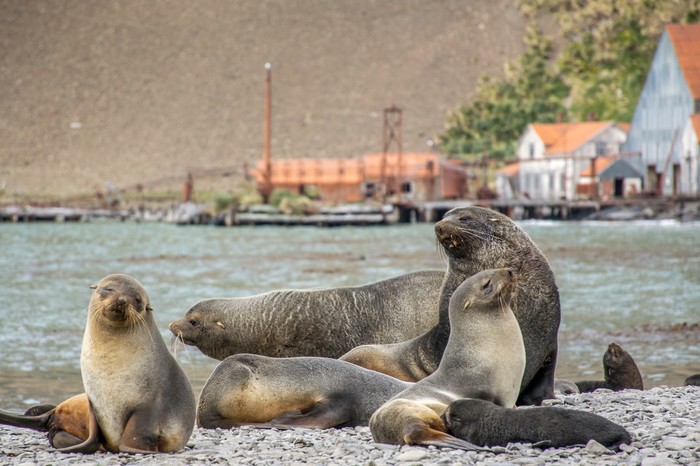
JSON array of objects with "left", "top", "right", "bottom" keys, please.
[{"left": 0, "top": 220, "right": 698, "bottom": 410}]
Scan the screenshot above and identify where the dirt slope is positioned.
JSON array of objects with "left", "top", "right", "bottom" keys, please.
[{"left": 0, "top": 0, "right": 528, "bottom": 199}]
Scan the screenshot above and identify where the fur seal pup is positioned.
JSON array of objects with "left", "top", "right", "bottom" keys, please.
[
  {"left": 169, "top": 270, "right": 444, "bottom": 360},
  {"left": 369, "top": 268, "right": 525, "bottom": 449},
  {"left": 342, "top": 206, "right": 560, "bottom": 406},
  {"left": 576, "top": 342, "right": 643, "bottom": 392},
  {"left": 684, "top": 374, "right": 700, "bottom": 386},
  {"left": 442, "top": 398, "right": 632, "bottom": 450},
  {"left": 75, "top": 274, "right": 196, "bottom": 453},
  {"left": 197, "top": 354, "right": 408, "bottom": 429},
  {"left": 0, "top": 394, "right": 93, "bottom": 451}
]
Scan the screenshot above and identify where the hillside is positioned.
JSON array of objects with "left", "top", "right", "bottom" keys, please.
[{"left": 0, "top": 0, "right": 530, "bottom": 200}]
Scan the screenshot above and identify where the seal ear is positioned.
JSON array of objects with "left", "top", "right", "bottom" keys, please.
[
  {"left": 462, "top": 300, "right": 471, "bottom": 311},
  {"left": 89, "top": 284, "right": 98, "bottom": 290},
  {"left": 146, "top": 305, "right": 153, "bottom": 312},
  {"left": 216, "top": 321, "right": 226, "bottom": 329}
]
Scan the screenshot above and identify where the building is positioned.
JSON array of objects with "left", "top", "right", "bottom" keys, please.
[
  {"left": 506, "top": 121, "right": 628, "bottom": 200},
  {"left": 252, "top": 152, "right": 468, "bottom": 204},
  {"left": 622, "top": 23, "right": 700, "bottom": 196}
]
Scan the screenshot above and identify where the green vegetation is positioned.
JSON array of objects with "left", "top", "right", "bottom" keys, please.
[
  {"left": 269, "top": 189, "right": 315, "bottom": 215},
  {"left": 440, "top": 26, "right": 568, "bottom": 161},
  {"left": 439, "top": 0, "right": 700, "bottom": 160}
]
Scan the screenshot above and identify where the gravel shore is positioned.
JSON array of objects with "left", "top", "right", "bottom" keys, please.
[{"left": 1, "top": 385, "right": 698, "bottom": 466}]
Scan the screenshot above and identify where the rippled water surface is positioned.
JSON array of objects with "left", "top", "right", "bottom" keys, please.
[{"left": 0, "top": 219, "right": 698, "bottom": 409}]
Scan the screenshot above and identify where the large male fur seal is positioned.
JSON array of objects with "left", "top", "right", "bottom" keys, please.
[
  {"left": 75, "top": 274, "right": 196, "bottom": 453},
  {"left": 169, "top": 270, "right": 444, "bottom": 360},
  {"left": 196, "top": 354, "right": 408, "bottom": 429},
  {"left": 342, "top": 206, "right": 560, "bottom": 406},
  {"left": 442, "top": 398, "right": 632, "bottom": 450},
  {"left": 576, "top": 342, "right": 644, "bottom": 392},
  {"left": 369, "top": 268, "right": 525, "bottom": 449}
]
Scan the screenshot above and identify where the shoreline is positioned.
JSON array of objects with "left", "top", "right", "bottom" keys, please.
[{"left": 1, "top": 386, "right": 698, "bottom": 465}]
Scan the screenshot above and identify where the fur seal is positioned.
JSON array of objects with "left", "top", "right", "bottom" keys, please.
[
  {"left": 169, "top": 270, "right": 443, "bottom": 360},
  {"left": 684, "top": 374, "right": 700, "bottom": 386},
  {"left": 342, "top": 206, "right": 560, "bottom": 406},
  {"left": 442, "top": 398, "right": 632, "bottom": 450},
  {"left": 369, "top": 268, "right": 525, "bottom": 449},
  {"left": 197, "top": 354, "right": 408, "bottom": 429},
  {"left": 0, "top": 394, "right": 93, "bottom": 451},
  {"left": 576, "top": 343, "right": 643, "bottom": 392},
  {"left": 76, "top": 274, "right": 196, "bottom": 453}
]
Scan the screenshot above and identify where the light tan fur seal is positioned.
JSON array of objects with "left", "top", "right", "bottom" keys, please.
[
  {"left": 196, "top": 355, "right": 408, "bottom": 429},
  {"left": 73, "top": 274, "right": 196, "bottom": 453},
  {"left": 369, "top": 268, "right": 525, "bottom": 449},
  {"left": 169, "top": 270, "right": 444, "bottom": 360},
  {"left": 341, "top": 206, "right": 560, "bottom": 406}
]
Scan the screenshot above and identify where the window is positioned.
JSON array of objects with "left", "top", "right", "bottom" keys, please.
[
  {"left": 529, "top": 143, "right": 535, "bottom": 159},
  {"left": 595, "top": 142, "right": 607, "bottom": 156}
]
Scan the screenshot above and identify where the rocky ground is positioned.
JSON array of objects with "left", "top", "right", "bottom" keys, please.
[{"left": 1, "top": 385, "right": 698, "bottom": 465}]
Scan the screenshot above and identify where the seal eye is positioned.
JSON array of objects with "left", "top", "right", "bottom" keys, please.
[
  {"left": 458, "top": 215, "right": 472, "bottom": 223},
  {"left": 189, "top": 319, "right": 198, "bottom": 327},
  {"left": 482, "top": 280, "right": 493, "bottom": 294}
]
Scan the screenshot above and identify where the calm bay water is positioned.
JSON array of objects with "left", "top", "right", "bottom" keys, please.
[{"left": 0, "top": 219, "right": 698, "bottom": 410}]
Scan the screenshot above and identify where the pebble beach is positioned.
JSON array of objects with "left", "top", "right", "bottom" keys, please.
[{"left": 1, "top": 385, "right": 698, "bottom": 466}]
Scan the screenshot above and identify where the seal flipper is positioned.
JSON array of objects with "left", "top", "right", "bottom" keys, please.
[
  {"left": 0, "top": 408, "right": 51, "bottom": 431},
  {"left": 403, "top": 422, "right": 485, "bottom": 451},
  {"left": 57, "top": 400, "right": 101, "bottom": 454},
  {"left": 264, "top": 395, "right": 354, "bottom": 428}
]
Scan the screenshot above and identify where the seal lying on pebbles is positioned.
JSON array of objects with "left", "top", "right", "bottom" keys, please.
[
  {"left": 342, "top": 206, "right": 560, "bottom": 406},
  {"left": 442, "top": 398, "right": 632, "bottom": 449},
  {"left": 0, "top": 394, "right": 92, "bottom": 450},
  {"left": 169, "top": 270, "right": 444, "bottom": 360},
  {"left": 576, "top": 342, "right": 643, "bottom": 392},
  {"left": 196, "top": 355, "right": 407, "bottom": 429},
  {"left": 369, "top": 268, "right": 525, "bottom": 449}
]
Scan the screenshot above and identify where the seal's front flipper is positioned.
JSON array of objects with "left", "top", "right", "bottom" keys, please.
[
  {"left": 117, "top": 410, "right": 161, "bottom": 453},
  {"left": 58, "top": 400, "right": 101, "bottom": 454},
  {"left": 403, "top": 422, "right": 486, "bottom": 451},
  {"left": 266, "top": 396, "right": 353, "bottom": 428}
]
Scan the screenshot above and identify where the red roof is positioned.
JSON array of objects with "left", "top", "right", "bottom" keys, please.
[
  {"left": 666, "top": 23, "right": 700, "bottom": 99},
  {"left": 496, "top": 162, "right": 519, "bottom": 176},
  {"left": 579, "top": 156, "right": 613, "bottom": 177},
  {"left": 530, "top": 121, "right": 614, "bottom": 155},
  {"left": 691, "top": 114, "right": 700, "bottom": 141}
]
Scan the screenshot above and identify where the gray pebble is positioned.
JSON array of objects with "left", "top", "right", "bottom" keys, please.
[{"left": 0, "top": 386, "right": 699, "bottom": 465}]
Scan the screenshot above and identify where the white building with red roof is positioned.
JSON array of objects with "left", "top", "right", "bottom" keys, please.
[
  {"left": 623, "top": 23, "right": 700, "bottom": 196},
  {"left": 507, "top": 121, "right": 628, "bottom": 200}
]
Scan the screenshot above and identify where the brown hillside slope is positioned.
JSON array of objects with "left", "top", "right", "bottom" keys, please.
[{"left": 0, "top": 0, "right": 528, "bottom": 199}]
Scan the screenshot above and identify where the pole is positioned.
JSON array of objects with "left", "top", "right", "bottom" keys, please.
[{"left": 262, "top": 62, "right": 272, "bottom": 203}]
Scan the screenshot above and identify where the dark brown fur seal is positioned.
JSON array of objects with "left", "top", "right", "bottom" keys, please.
[
  {"left": 77, "top": 274, "right": 196, "bottom": 453},
  {"left": 197, "top": 354, "right": 408, "bottom": 429},
  {"left": 684, "top": 374, "right": 700, "bottom": 386},
  {"left": 169, "top": 270, "right": 443, "bottom": 360},
  {"left": 442, "top": 398, "right": 632, "bottom": 450},
  {"left": 342, "top": 206, "right": 560, "bottom": 406},
  {"left": 0, "top": 394, "right": 94, "bottom": 451},
  {"left": 369, "top": 268, "right": 525, "bottom": 449},
  {"left": 576, "top": 342, "right": 643, "bottom": 392}
]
